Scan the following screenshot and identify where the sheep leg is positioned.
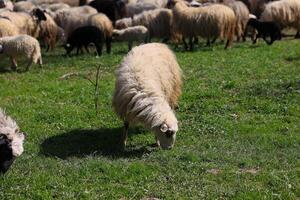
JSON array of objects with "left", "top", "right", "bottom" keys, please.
[
  {"left": 188, "top": 37, "right": 194, "bottom": 51},
  {"left": 76, "top": 47, "right": 80, "bottom": 55},
  {"left": 95, "top": 42, "right": 102, "bottom": 56},
  {"left": 295, "top": 31, "right": 300, "bottom": 39},
  {"left": 155, "top": 136, "right": 160, "bottom": 147},
  {"left": 26, "top": 60, "right": 33, "bottom": 71},
  {"left": 206, "top": 38, "right": 211, "bottom": 47},
  {"left": 105, "top": 37, "right": 112, "bottom": 54},
  {"left": 10, "top": 57, "right": 17, "bottom": 71},
  {"left": 128, "top": 41, "right": 133, "bottom": 51},
  {"left": 38, "top": 57, "right": 43, "bottom": 68},
  {"left": 182, "top": 37, "right": 188, "bottom": 50},
  {"left": 122, "top": 121, "right": 129, "bottom": 149}
]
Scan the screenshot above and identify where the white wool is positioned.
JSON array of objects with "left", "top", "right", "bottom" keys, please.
[
  {"left": 113, "top": 25, "right": 148, "bottom": 46},
  {"left": 113, "top": 43, "right": 182, "bottom": 149},
  {"left": 0, "top": 109, "right": 24, "bottom": 157},
  {"left": 0, "top": 35, "right": 42, "bottom": 70}
]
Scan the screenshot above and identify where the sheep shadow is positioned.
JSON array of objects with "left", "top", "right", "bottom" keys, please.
[
  {"left": 40, "top": 127, "right": 156, "bottom": 159},
  {"left": 285, "top": 55, "right": 300, "bottom": 62}
]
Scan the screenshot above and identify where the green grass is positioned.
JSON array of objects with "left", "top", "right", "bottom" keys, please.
[{"left": 0, "top": 40, "right": 299, "bottom": 199}]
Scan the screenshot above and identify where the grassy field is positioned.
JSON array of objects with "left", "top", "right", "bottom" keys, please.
[{"left": 0, "top": 39, "right": 299, "bottom": 199}]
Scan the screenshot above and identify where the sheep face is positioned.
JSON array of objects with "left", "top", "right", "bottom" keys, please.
[
  {"left": 154, "top": 121, "right": 178, "bottom": 150},
  {"left": 32, "top": 8, "right": 47, "bottom": 22}
]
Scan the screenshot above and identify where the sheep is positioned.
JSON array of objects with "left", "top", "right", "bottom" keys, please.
[
  {"left": 38, "top": 12, "right": 61, "bottom": 52},
  {"left": 0, "top": 8, "right": 47, "bottom": 38},
  {"left": 0, "top": 108, "right": 25, "bottom": 174},
  {"left": 64, "top": 26, "right": 104, "bottom": 56},
  {"left": 113, "top": 43, "right": 182, "bottom": 150},
  {"left": 115, "top": 8, "right": 173, "bottom": 42},
  {"left": 0, "top": 35, "right": 43, "bottom": 71},
  {"left": 13, "top": 1, "right": 36, "bottom": 12},
  {"left": 171, "top": 0, "right": 236, "bottom": 50},
  {"left": 40, "top": 3, "right": 71, "bottom": 12},
  {"left": 246, "top": 18, "right": 281, "bottom": 45},
  {"left": 260, "top": 0, "right": 300, "bottom": 39},
  {"left": 125, "top": 2, "right": 157, "bottom": 17},
  {"left": 87, "top": 13, "right": 113, "bottom": 54},
  {"left": 136, "top": 0, "right": 169, "bottom": 8},
  {"left": 0, "top": 17, "right": 19, "bottom": 37},
  {"left": 88, "top": 0, "right": 127, "bottom": 26},
  {"left": 112, "top": 26, "right": 149, "bottom": 51},
  {"left": 222, "top": 0, "right": 249, "bottom": 42}
]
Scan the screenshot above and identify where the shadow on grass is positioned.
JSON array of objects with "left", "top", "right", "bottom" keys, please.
[
  {"left": 285, "top": 55, "right": 300, "bottom": 62},
  {"left": 40, "top": 127, "right": 155, "bottom": 159}
]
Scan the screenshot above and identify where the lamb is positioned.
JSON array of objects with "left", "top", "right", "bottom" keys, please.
[
  {"left": 113, "top": 43, "right": 182, "bottom": 150},
  {"left": 0, "top": 109, "right": 25, "bottom": 174},
  {"left": 246, "top": 18, "right": 281, "bottom": 45},
  {"left": 171, "top": 0, "right": 236, "bottom": 50},
  {"left": 112, "top": 26, "right": 149, "bottom": 51},
  {"left": 260, "top": 0, "right": 300, "bottom": 39},
  {"left": 64, "top": 26, "right": 104, "bottom": 56},
  {"left": 115, "top": 8, "right": 173, "bottom": 42},
  {"left": 0, "top": 35, "right": 43, "bottom": 71},
  {"left": 0, "top": 17, "right": 19, "bottom": 37}
]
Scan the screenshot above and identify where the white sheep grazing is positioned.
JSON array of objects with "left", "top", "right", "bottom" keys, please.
[
  {"left": 112, "top": 26, "right": 149, "bottom": 51},
  {"left": 0, "top": 108, "right": 25, "bottom": 174},
  {"left": 172, "top": 0, "right": 236, "bottom": 50},
  {"left": 113, "top": 43, "right": 182, "bottom": 150},
  {"left": 0, "top": 35, "right": 42, "bottom": 71},
  {"left": 260, "top": 0, "right": 300, "bottom": 36}
]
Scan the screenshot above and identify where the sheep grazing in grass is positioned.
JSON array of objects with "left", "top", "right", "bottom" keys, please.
[
  {"left": 115, "top": 9, "right": 173, "bottom": 42},
  {"left": 171, "top": 0, "right": 236, "bottom": 50},
  {"left": 64, "top": 26, "right": 104, "bottom": 56},
  {"left": 0, "top": 109, "right": 25, "bottom": 174},
  {"left": 260, "top": 0, "right": 300, "bottom": 39},
  {"left": 246, "top": 18, "right": 281, "bottom": 45},
  {"left": 113, "top": 43, "right": 182, "bottom": 150},
  {"left": 0, "top": 35, "right": 43, "bottom": 71},
  {"left": 112, "top": 26, "right": 149, "bottom": 51}
]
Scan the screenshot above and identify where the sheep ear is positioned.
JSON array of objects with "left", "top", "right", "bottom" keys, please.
[{"left": 160, "top": 124, "right": 168, "bottom": 133}]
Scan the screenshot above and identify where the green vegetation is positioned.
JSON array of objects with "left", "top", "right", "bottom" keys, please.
[{"left": 0, "top": 40, "right": 299, "bottom": 199}]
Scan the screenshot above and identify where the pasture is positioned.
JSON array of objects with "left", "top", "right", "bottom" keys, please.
[{"left": 0, "top": 40, "right": 299, "bottom": 199}]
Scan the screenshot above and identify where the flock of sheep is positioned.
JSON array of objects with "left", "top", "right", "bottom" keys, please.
[{"left": 0, "top": 0, "right": 300, "bottom": 174}]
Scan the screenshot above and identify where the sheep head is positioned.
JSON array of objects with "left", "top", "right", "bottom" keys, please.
[
  {"left": 32, "top": 8, "right": 47, "bottom": 22},
  {"left": 153, "top": 113, "right": 178, "bottom": 150}
]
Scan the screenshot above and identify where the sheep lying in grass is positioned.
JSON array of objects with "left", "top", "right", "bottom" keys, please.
[
  {"left": 0, "top": 109, "right": 25, "bottom": 174},
  {"left": 112, "top": 26, "right": 149, "bottom": 51},
  {"left": 246, "top": 18, "right": 282, "bottom": 45},
  {"left": 0, "top": 35, "right": 43, "bottom": 71},
  {"left": 113, "top": 43, "right": 182, "bottom": 150},
  {"left": 260, "top": 0, "right": 300, "bottom": 39},
  {"left": 171, "top": 0, "right": 236, "bottom": 50}
]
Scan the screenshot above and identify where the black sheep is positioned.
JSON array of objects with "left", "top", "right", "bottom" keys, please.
[
  {"left": 246, "top": 18, "right": 282, "bottom": 45},
  {"left": 64, "top": 26, "right": 105, "bottom": 56},
  {"left": 89, "top": 0, "right": 127, "bottom": 26},
  {"left": 0, "top": 134, "right": 15, "bottom": 174}
]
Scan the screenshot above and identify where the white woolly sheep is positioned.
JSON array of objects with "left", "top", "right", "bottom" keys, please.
[
  {"left": 40, "top": 3, "right": 70, "bottom": 12},
  {"left": 0, "top": 17, "right": 19, "bottom": 37},
  {"left": 0, "top": 108, "right": 25, "bottom": 174},
  {"left": 125, "top": 2, "right": 157, "bottom": 17},
  {"left": 0, "top": 35, "right": 42, "bottom": 71},
  {"left": 260, "top": 0, "right": 300, "bottom": 37},
  {"left": 113, "top": 43, "right": 182, "bottom": 150},
  {"left": 113, "top": 26, "right": 149, "bottom": 51},
  {"left": 171, "top": 0, "right": 236, "bottom": 50},
  {"left": 115, "top": 8, "right": 173, "bottom": 42}
]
